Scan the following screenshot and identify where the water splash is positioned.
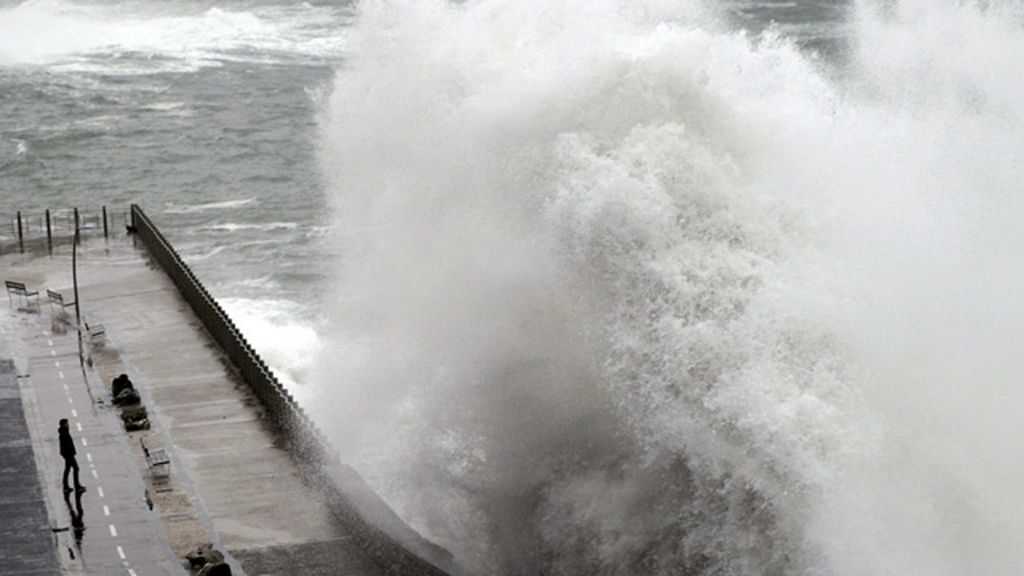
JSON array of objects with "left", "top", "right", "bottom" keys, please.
[
  {"left": 221, "top": 296, "right": 322, "bottom": 405},
  {"left": 315, "top": 0, "right": 1024, "bottom": 574}
]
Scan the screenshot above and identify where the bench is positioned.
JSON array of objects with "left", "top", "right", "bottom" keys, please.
[
  {"left": 84, "top": 321, "right": 106, "bottom": 346},
  {"left": 141, "top": 437, "right": 170, "bottom": 479},
  {"left": 5, "top": 280, "right": 39, "bottom": 309},
  {"left": 47, "top": 289, "right": 75, "bottom": 314}
]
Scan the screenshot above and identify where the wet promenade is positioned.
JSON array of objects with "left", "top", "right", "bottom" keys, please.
[
  {"left": 1, "top": 312, "right": 181, "bottom": 575},
  {"left": 0, "top": 358, "right": 61, "bottom": 575},
  {"left": 0, "top": 226, "right": 448, "bottom": 576}
]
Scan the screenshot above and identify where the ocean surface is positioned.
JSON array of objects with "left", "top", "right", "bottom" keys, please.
[{"left": 4, "top": 1, "right": 1024, "bottom": 574}]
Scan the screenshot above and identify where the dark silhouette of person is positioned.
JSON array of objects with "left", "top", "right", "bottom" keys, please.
[
  {"left": 63, "top": 485, "right": 85, "bottom": 553},
  {"left": 58, "top": 419, "right": 85, "bottom": 494}
]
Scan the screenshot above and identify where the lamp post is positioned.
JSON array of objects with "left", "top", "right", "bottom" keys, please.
[{"left": 73, "top": 223, "right": 83, "bottom": 366}]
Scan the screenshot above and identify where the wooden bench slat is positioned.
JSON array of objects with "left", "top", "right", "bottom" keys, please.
[
  {"left": 147, "top": 449, "right": 170, "bottom": 467},
  {"left": 141, "top": 438, "right": 171, "bottom": 469},
  {"left": 5, "top": 280, "right": 38, "bottom": 296},
  {"left": 47, "top": 289, "right": 75, "bottom": 309}
]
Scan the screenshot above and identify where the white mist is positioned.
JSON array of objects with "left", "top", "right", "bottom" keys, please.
[{"left": 313, "top": 1, "right": 1024, "bottom": 574}]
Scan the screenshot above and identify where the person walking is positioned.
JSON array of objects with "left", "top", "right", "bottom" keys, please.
[{"left": 58, "top": 419, "right": 85, "bottom": 494}]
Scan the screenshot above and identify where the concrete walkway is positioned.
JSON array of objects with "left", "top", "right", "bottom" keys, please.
[
  {"left": 2, "top": 308, "right": 184, "bottom": 575},
  {"left": 0, "top": 233, "right": 396, "bottom": 575}
]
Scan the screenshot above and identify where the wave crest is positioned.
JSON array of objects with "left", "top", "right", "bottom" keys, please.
[{"left": 316, "top": 1, "right": 1024, "bottom": 574}]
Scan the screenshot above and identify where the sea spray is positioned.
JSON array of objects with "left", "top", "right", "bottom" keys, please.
[{"left": 314, "top": 1, "right": 1024, "bottom": 574}]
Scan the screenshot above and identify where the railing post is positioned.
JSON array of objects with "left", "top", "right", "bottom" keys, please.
[
  {"left": 16, "top": 211, "right": 23, "bottom": 252},
  {"left": 102, "top": 206, "right": 108, "bottom": 238},
  {"left": 45, "top": 209, "right": 52, "bottom": 252},
  {"left": 73, "top": 207, "right": 79, "bottom": 232}
]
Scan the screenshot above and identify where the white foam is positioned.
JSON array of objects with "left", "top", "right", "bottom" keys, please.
[
  {"left": 315, "top": 0, "right": 1024, "bottom": 574},
  {"left": 163, "top": 198, "right": 254, "bottom": 215},
  {"left": 141, "top": 102, "right": 186, "bottom": 112},
  {"left": 181, "top": 245, "right": 226, "bottom": 262},
  {"left": 0, "top": 0, "right": 351, "bottom": 73},
  {"left": 204, "top": 222, "right": 299, "bottom": 233},
  {"left": 220, "top": 297, "right": 321, "bottom": 406}
]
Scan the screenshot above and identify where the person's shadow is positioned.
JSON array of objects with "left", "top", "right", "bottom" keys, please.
[{"left": 62, "top": 488, "right": 85, "bottom": 556}]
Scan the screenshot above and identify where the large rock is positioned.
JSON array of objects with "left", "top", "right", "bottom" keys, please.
[
  {"left": 113, "top": 387, "right": 140, "bottom": 406},
  {"left": 187, "top": 544, "right": 231, "bottom": 576},
  {"left": 112, "top": 374, "right": 134, "bottom": 397},
  {"left": 120, "top": 405, "right": 149, "bottom": 431},
  {"left": 198, "top": 562, "right": 232, "bottom": 576},
  {"left": 186, "top": 543, "right": 224, "bottom": 568}
]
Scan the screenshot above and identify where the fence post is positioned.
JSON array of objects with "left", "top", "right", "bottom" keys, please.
[
  {"left": 102, "top": 206, "right": 108, "bottom": 238},
  {"left": 73, "top": 207, "right": 79, "bottom": 232},
  {"left": 16, "top": 211, "right": 23, "bottom": 252},
  {"left": 45, "top": 209, "right": 52, "bottom": 251}
]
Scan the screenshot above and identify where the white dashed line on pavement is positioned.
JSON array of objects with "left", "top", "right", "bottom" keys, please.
[
  {"left": 67, "top": 397, "right": 73, "bottom": 404},
  {"left": 85, "top": 453, "right": 92, "bottom": 463},
  {"left": 75, "top": 422, "right": 82, "bottom": 432},
  {"left": 97, "top": 486, "right": 105, "bottom": 498},
  {"left": 117, "top": 545, "right": 126, "bottom": 560},
  {"left": 58, "top": 371, "right": 64, "bottom": 380},
  {"left": 91, "top": 469, "right": 99, "bottom": 479},
  {"left": 81, "top": 437, "right": 87, "bottom": 447},
  {"left": 54, "top": 360, "right": 60, "bottom": 367},
  {"left": 71, "top": 409, "right": 78, "bottom": 418},
  {"left": 47, "top": 339, "right": 53, "bottom": 346},
  {"left": 128, "top": 569, "right": 137, "bottom": 576},
  {"left": 103, "top": 504, "right": 110, "bottom": 517},
  {"left": 108, "top": 524, "right": 118, "bottom": 537}
]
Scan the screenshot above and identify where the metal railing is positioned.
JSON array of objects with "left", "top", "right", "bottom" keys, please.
[
  {"left": 0, "top": 207, "right": 127, "bottom": 253},
  {"left": 128, "top": 205, "right": 452, "bottom": 576}
]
